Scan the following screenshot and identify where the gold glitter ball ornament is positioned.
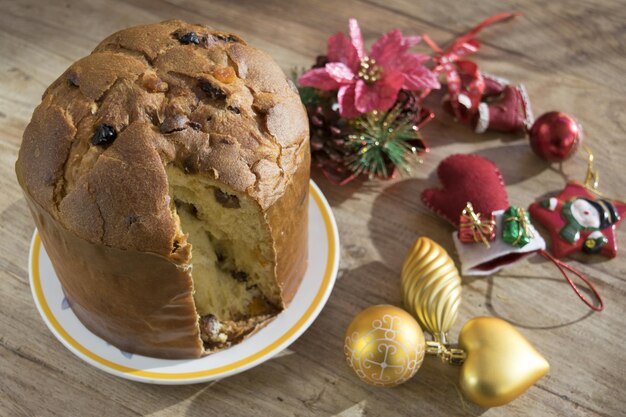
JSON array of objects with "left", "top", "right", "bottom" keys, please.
[{"left": 344, "top": 305, "right": 426, "bottom": 387}]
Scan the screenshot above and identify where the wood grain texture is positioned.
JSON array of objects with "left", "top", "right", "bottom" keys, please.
[{"left": 1, "top": 0, "right": 625, "bottom": 416}]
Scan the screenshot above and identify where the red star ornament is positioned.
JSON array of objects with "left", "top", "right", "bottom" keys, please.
[{"left": 529, "top": 182, "right": 626, "bottom": 258}]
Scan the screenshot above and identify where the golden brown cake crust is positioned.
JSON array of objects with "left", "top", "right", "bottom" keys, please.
[
  {"left": 16, "top": 20, "right": 310, "bottom": 358},
  {"left": 22, "top": 190, "right": 204, "bottom": 358}
]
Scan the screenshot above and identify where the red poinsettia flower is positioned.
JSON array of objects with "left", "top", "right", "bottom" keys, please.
[{"left": 299, "top": 19, "right": 440, "bottom": 118}]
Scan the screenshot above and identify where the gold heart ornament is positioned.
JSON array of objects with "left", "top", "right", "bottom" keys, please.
[{"left": 458, "top": 317, "right": 550, "bottom": 407}]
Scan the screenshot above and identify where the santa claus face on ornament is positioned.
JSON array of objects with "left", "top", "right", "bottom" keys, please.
[
  {"left": 558, "top": 197, "right": 620, "bottom": 252},
  {"left": 569, "top": 199, "right": 601, "bottom": 229},
  {"left": 530, "top": 182, "right": 625, "bottom": 258}
]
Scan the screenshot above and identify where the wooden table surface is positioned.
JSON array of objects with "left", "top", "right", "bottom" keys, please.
[{"left": 1, "top": 0, "right": 625, "bottom": 416}]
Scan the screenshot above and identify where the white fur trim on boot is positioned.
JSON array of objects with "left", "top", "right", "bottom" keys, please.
[{"left": 475, "top": 102, "right": 490, "bottom": 134}]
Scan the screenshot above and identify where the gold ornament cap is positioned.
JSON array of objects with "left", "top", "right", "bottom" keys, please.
[
  {"left": 344, "top": 305, "right": 426, "bottom": 387},
  {"left": 458, "top": 317, "right": 550, "bottom": 407}
]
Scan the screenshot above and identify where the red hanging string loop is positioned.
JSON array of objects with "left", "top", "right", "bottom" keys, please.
[
  {"left": 422, "top": 12, "right": 522, "bottom": 123},
  {"left": 538, "top": 250, "right": 604, "bottom": 312}
]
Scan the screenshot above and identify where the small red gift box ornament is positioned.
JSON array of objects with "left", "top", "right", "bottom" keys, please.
[{"left": 458, "top": 202, "right": 496, "bottom": 247}]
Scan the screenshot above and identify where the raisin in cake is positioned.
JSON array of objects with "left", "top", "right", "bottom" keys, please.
[{"left": 15, "top": 20, "right": 310, "bottom": 359}]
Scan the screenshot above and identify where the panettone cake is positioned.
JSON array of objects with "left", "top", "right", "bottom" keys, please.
[{"left": 16, "top": 20, "right": 310, "bottom": 359}]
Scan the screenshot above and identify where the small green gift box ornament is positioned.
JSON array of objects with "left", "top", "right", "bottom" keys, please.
[{"left": 502, "top": 206, "right": 534, "bottom": 248}]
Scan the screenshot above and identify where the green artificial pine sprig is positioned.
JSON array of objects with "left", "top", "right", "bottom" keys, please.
[{"left": 346, "top": 105, "right": 425, "bottom": 179}]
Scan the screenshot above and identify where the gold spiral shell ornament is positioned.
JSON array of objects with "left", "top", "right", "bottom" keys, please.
[
  {"left": 344, "top": 236, "right": 550, "bottom": 407},
  {"left": 401, "top": 237, "right": 462, "bottom": 346}
]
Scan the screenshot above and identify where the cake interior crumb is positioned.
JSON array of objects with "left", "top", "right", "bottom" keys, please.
[{"left": 166, "top": 165, "right": 281, "bottom": 349}]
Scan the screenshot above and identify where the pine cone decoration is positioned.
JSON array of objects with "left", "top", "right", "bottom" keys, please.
[
  {"left": 307, "top": 93, "right": 358, "bottom": 184},
  {"left": 396, "top": 89, "right": 433, "bottom": 151}
]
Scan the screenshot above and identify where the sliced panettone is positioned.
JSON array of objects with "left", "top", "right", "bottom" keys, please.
[{"left": 16, "top": 20, "right": 310, "bottom": 358}]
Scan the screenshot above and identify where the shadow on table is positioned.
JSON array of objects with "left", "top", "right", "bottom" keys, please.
[
  {"left": 481, "top": 274, "right": 597, "bottom": 330},
  {"left": 310, "top": 167, "right": 368, "bottom": 207},
  {"left": 365, "top": 176, "right": 599, "bottom": 327},
  {"left": 473, "top": 143, "right": 549, "bottom": 186},
  {"left": 366, "top": 177, "right": 458, "bottom": 272},
  {"left": 177, "top": 260, "right": 489, "bottom": 417}
]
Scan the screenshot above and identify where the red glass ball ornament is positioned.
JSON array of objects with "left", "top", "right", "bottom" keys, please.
[{"left": 528, "top": 112, "right": 582, "bottom": 162}]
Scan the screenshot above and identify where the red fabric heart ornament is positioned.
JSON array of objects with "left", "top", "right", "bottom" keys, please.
[{"left": 422, "top": 154, "right": 509, "bottom": 226}]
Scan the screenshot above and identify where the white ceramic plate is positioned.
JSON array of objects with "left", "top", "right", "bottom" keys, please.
[{"left": 29, "top": 181, "right": 339, "bottom": 384}]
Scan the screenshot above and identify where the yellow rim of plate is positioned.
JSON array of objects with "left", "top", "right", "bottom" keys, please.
[{"left": 31, "top": 183, "right": 337, "bottom": 380}]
